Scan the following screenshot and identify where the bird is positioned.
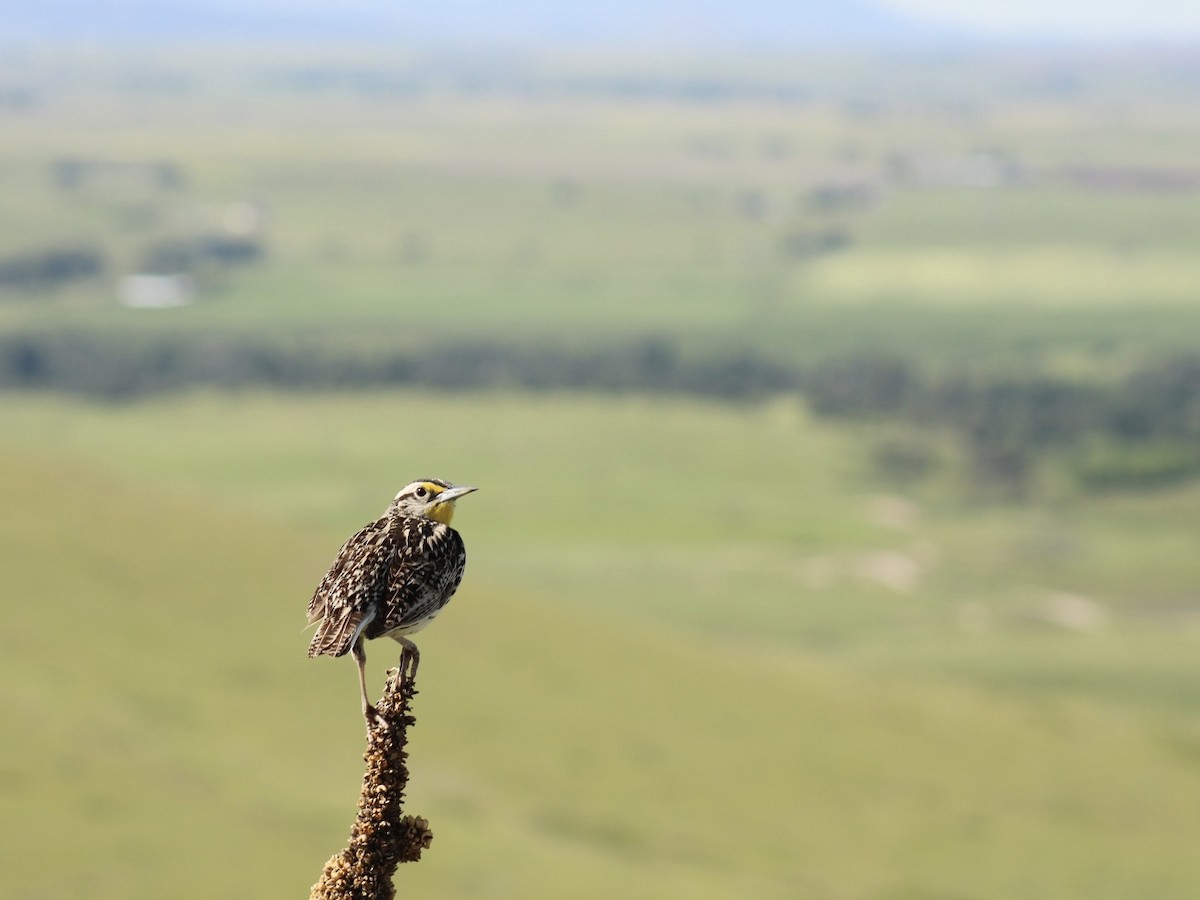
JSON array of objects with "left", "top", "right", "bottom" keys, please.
[{"left": 306, "top": 478, "right": 477, "bottom": 723}]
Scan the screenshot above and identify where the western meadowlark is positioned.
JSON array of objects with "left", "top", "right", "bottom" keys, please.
[{"left": 306, "top": 478, "right": 477, "bottom": 722}]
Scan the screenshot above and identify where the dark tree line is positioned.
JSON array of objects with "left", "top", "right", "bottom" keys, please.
[
  {"left": 0, "top": 233, "right": 264, "bottom": 294},
  {"left": 2, "top": 329, "right": 1198, "bottom": 494},
  {"left": 805, "top": 354, "right": 1200, "bottom": 493},
  {"left": 0, "top": 332, "right": 794, "bottom": 400},
  {"left": 139, "top": 235, "right": 264, "bottom": 273},
  {"left": 0, "top": 247, "right": 105, "bottom": 290}
]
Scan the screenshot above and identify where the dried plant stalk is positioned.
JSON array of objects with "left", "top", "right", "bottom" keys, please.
[{"left": 310, "top": 652, "right": 433, "bottom": 900}]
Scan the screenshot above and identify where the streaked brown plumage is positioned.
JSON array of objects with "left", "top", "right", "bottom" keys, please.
[{"left": 307, "top": 478, "right": 476, "bottom": 722}]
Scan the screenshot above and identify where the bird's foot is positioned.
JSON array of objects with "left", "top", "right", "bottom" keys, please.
[
  {"left": 363, "top": 703, "right": 390, "bottom": 734},
  {"left": 398, "top": 643, "right": 421, "bottom": 686}
]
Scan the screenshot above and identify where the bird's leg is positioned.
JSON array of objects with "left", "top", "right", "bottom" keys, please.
[
  {"left": 396, "top": 636, "right": 421, "bottom": 686},
  {"left": 351, "top": 638, "right": 380, "bottom": 726}
]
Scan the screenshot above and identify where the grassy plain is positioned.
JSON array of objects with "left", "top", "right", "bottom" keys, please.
[
  {"left": 3, "top": 43, "right": 1200, "bottom": 899},
  {"left": 4, "top": 392, "right": 1200, "bottom": 899}
]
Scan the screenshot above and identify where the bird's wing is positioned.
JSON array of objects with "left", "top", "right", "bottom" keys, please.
[{"left": 306, "top": 519, "right": 393, "bottom": 658}]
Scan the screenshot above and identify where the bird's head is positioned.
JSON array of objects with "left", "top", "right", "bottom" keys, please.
[{"left": 388, "top": 478, "right": 477, "bottom": 525}]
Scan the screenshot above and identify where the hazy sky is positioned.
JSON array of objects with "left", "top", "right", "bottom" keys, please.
[
  {"left": 881, "top": 0, "right": 1200, "bottom": 40},
  {"left": 12, "top": 0, "right": 1200, "bottom": 45}
]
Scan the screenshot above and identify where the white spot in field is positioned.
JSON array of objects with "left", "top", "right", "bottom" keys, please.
[
  {"left": 1039, "top": 591, "right": 1108, "bottom": 632},
  {"left": 855, "top": 551, "right": 921, "bottom": 593},
  {"left": 867, "top": 495, "right": 921, "bottom": 531},
  {"left": 118, "top": 273, "right": 195, "bottom": 308}
]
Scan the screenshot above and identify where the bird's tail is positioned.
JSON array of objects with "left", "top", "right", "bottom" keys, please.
[{"left": 307, "top": 607, "right": 375, "bottom": 659}]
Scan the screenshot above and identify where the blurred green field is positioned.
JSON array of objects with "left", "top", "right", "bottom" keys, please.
[
  {"left": 4, "top": 391, "right": 1200, "bottom": 899},
  {"left": 4, "top": 47, "right": 1200, "bottom": 367},
  {"left": 3, "top": 44, "right": 1200, "bottom": 898},
  {"left": 6, "top": 390, "right": 1199, "bottom": 708}
]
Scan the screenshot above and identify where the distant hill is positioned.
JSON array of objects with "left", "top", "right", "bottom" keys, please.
[{"left": 6, "top": 0, "right": 965, "bottom": 47}]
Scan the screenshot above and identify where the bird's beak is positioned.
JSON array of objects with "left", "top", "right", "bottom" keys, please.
[{"left": 438, "top": 485, "right": 478, "bottom": 503}]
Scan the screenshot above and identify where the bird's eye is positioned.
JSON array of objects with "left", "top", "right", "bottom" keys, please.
[{"left": 415, "top": 486, "right": 428, "bottom": 498}]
